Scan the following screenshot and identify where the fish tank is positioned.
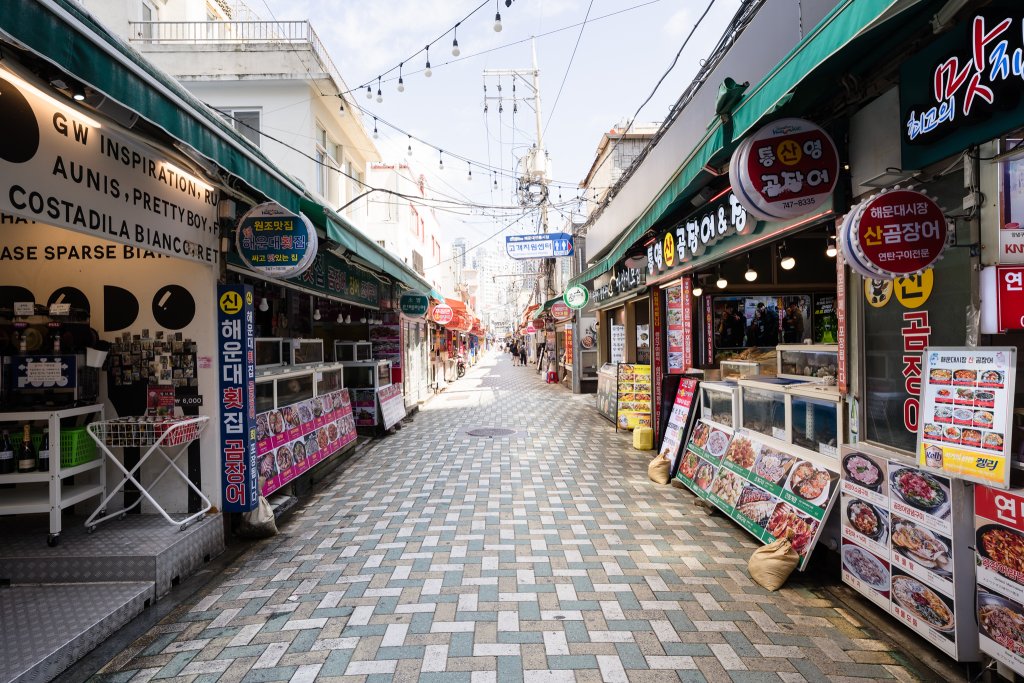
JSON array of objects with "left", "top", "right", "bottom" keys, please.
[
  {"left": 739, "top": 382, "right": 789, "bottom": 442},
  {"left": 700, "top": 381, "right": 739, "bottom": 428},
  {"left": 777, "top": 344, "right": 839, "bottom": 381},
  {"left": 720, "top": 360, "right": 761, "bottom": 380},
  {"left": 788, "top": 384, "right": 844, "bottom": 458}
]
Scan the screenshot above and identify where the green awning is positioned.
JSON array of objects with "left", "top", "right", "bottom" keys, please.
[
  {"left": 1, "top": 0, "right": 304, "bottom": 211},
  {"left": 570, "top": 0, "right": 908, "bottom": 288},
  {"left": 541, "top": 295, "right": 563, "bottom": 312}
]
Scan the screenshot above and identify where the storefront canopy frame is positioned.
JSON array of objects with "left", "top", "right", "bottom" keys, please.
[
  {"left": 570, "top": 0, "right": 914, "bottom": 288},
  {"left": 3, "top": 0, "right": 307, "bottom": 212}
]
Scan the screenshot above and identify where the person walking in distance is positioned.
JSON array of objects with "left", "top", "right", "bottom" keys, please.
[
  {"left": 782, "top": 300, "right": 805, "bottom": 343},
  {"left": 519, "top": 341, "right": 527, "bottom": 367}
]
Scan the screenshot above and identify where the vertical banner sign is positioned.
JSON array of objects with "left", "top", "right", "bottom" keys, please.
[
  {"left": 682, "top": 278, "right": 694, "bottom": 371},
  {"left": 836, "top": 251, "right": 848, "bottom": 394},
  {"left": 651, "top": 293, "right": 664, "bottom": 441},
  {"left": 610, "top": 324, "right": 626, "bottom": 363},
  {"left": 218, "top": 284, "right": 257, "bottom": 512},
  {"left": 703, "top": 295, "right": 713, "bottom": 367},
  {"left": 976, "top": 485, "right": 1024, "bottom": 675},
  {"left": 665, "top": 281, "right": 685, "bottom": 373}
]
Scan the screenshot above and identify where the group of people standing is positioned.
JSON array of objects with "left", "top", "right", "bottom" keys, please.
[
  {"left": 506, "top": 338, "right": 528, "bottom": 366},
  {"left": 717, "top": 300, "right": 806, "bottom": 349}
]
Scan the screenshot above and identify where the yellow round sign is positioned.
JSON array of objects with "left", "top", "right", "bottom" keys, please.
[
  {"left": 894, "top": 270, "right": 934, "bottom": 309},
  {"left": 864, "top": 278, "right": 892, "bottom": 308},
  {"left": 219, "top": 290, "right": 243, "bottom": 315},
  {"left": 245, "top": 291, "right": 253, "bottom": 306},
  {"left": 663, "top": 232, "right": 675, "bottom": 267},
  {"left": 776, "top": 139, "right": 803, "bottom": 166}
]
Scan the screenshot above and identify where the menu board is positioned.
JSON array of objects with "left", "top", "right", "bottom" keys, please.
[
  {"left": 351, "top": 388, "right": 378, "bottom": 426},
  {"left": 378, "top": 383, "right": 407, "bottom": 430},
  {"left": 370, "top": 319, "right": 402, "bottom": 381},
  {"left": 636, "top": 324, "right": 651, "bottom": 365},
  {"left": 840, "top": 445, "right": 978, "bottom": 661},
  {"left": 658, "top": 378, "right": 700, "bottom": 474},
  {"left": 596, "top": 364, "right": 617, "bottom": 424},
  {"left": 616, "top": 364, "right": 652, "bottom": 431},
  {"left": 611, "top": 324, "right": 626, "bottom": 363},
  {"left": 675, "top": 422, "right": 838, "bottom": 570},
  {"left": 666, "top": 283, "right": 686, "bottom": 373},
  {"left": 976, "top": 485, "right": 1024, "bottom": 674},
  {"left": 255, "top": 389, "right": 357, "bottom": 496},
  {"left": 918, "top": 347, "right": 1016, "bottom": 489}
]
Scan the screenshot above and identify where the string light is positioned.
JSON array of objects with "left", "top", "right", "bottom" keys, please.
[
  {"left": 467, "top": 163, "right": 473, "bottom": 181},
  {"left": 376, "top": 76, "right": 383, "bottom": 103},
  {"left": 452, "top": 23, "right": 461, "bottom": 56},
  {"left": 494, "top": 0, "right": 503, "bottom": 32},
  {"left": 692, "top": 284, "right": 703, "bottom": 297},
  {"left": 373, "top": 117, "right": 378, "bottom": 139},
  {"left": 424, "top": 46, "right": 432, "bottom": 78},
  {"left": 493, "top": 171, "right": 498, "bottom": 189},
  {"left": 397, "top": 63, "right": 405, "bottom": 92},
  {"left": 338, "top": 98, "right": 346, "bottom": 116},
  {"left": 365, "top": 84, "right": 372, "bottom": 100},
  {"left": 439, "top": 149, "right": 444, "bottom": 171},
  {"left": 407, "top": 134, "right": 413, "bottom": 157},
  {"left": 716, "top": 266, "right": 727, "bottom": 289}
]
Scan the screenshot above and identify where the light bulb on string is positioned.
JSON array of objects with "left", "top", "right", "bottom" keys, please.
[
  {"left": 692, "top": 285, "right": 703, "bottom": 297},
  {"left": 716, "top": 266, "right": 727, "bottom": 289},
  {"left": 372, "top": 117, "right": 378, "bottom": 139},
  {"left": 313, "top": 308, "right": 321, "bottom": 321},
  {"left": 452, "top": 23, "right": 461, "bottom": 56},
  {"left": 424, "top": 45, "right": 432, "bottom": 77},
  {"left": 744, "top": 255, "right": 757, "bottom": 282},
  {"left": 259, "top": 297, "right": 269, "bottom": 312},
  {"left": 376, "top": 76, "right": 383, "bottom": 103},
  {"left": 397, "top": 63, "right": 405, "bottom": 92},
  {"left": 407, "top": 134, "right": 413, "bottom": 157},
  {"left": 494, "top": 11, "right": 503, "bottom": 31},
  {"left": 337, "top": 312, "right": 344, "bottom": 323},
  {"left": 779, "top": 241, "right": 796, "bottom": 270},
  {"left": 467, "top": 163, "right": 473, "bottom": 181},
  {"left": 338, "top": 97, "right": 346, "bottom": 116},
  {"left": 439, "top": 149, "right": 444, "bottom": 171},
  {"left": 365, "top": 84, "right": 372, "bottom": 100},
  {"left": 493, "top": 171, "right": 498, "bottom": 189},
  {"left": 825, "top": 234, "right": 837, "bottom": 258}
]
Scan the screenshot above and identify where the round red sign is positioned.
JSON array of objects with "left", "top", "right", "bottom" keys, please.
[
  {"left": 730, "top": 118, "right": 839, "bottom": 222},
  {"left": 525, "top": 324, "right": 537, "bottom": 334},
  {"left": 550, "top": 302, "right": 571, "bottom": 320},
  {"left": 848, "top": 188, "right": 948, "bottom": 278},
  {"left": 431, "top": 303, "right": 454, "bottom": 325}
]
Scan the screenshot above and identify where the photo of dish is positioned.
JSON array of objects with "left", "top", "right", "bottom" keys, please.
[
  {"left": 891, "top": 519, "right": 951, "bottom": 571},
  {"left": 275, "top": 444, "right": 293, "bottom": 470},
  {"left": 282, "top": 406, "right": 300, "bottom": 428},
  {"left": 694, "top": 462, "right": 716, "bottom": 491},
  {"left": 269, "top": 410, "right": 286, "bottom": 434},
  {"left": 258, "top": 450, "right": 276, "bottom": 477},
  {"left": 929, "top": 368, "right": 951, "bottom": 384},
  {"left": 984, "top": 433, "right": 1004, "bottom": 451},
  {"left": 935, "top": 389, "right": 952, "bottom": 402},
  {"left": 678, "top": 450, "right": 701, "bottom": 480},
  {"left": 753, "top": 448, "right": 795, "bottom": 485},
  {"left": 317, "top": 428, "right": 329, "bottom": 451},
  {"left": 786, "top": 460, "right": 834, "bottom": 503},
  {"left": 922, "top": 423, "right": 942, "bottom": 440},
  {"left": 298, "top": 402, "right": 314, "bottom": 424},
  {"left": 292, "top": 441, "right": 307, "bottom": 464},
  {"left": 690, "top": 422, "right": 710, "bottom": 449},
  {"left": 933, "top": 406, "right": 952, "bottom": 422},
  {"left": 961, "top": 428, "right": 982, "bottom": 446},
  {"left": 842, "top": 453, "right": 884, "bottom": 491},
  {"left": 954, "top": 388, "right": 974, "bottom": 403},
  {"left": 705, "top": 429, "right": 730, "bottom": 459},
  {"left": 974, "top": 410, "right": 995, "bottom": 428},
  {"left": 891, "top": 575, "right": 954, "bottom": 632},
  {"left": 890, "top": 468, "right": 948, "bottom": 513},
  {"left": 709, "top": 469, "right": 744, "bottom": 506},
  {"left": 975, "top": 391, "right": 996, "bottom": 407},
  {"left": 978, "top": 524, "right": 1024, "bottom": 574},
  {"left": 328, "top": 423, "right": 339, "bottom": 442},
  {"left": 981, "top": 370, "right": 1005, "bottom": 386},
  {"left": 953, "top": 408, "right": 974, "bottom": 424},
  {"left": 978, "top": 591, "right": 1024, "bottom": 650},
  {"left": 305, "top": 433, "right": 318, "bottom": 456},
  {"left": 766, "top": 503, "right": 819, "bottom": 556},
  {"left": 953, "top": 369, "right": 977, "bottom": 384},
  {"left": 312, "top": 398, "right": 324, "bottom": 417},
  {"left": 942, "top": 425, "right": 961, "bottom": 442},
  {"left": 736, "top": 498, "right": 777, "bottom": 529},
  {"left": 256, "top": 414, "right": 270, "bottom": 441},
  {"left": 725, "top": 436, "right": 757, "bottom": 470},
  {"left": 842, "top": 544, "right": 889, "bottom": 591},
  {"left": 847, "top": 499, "right": 885, "bottom": 540},
  {"left": 737, "top": 485, "right": 773, "bottom": 508}
]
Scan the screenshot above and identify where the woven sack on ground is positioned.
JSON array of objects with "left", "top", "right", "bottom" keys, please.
[
  {"left": 748, "top": 534, "right": 799, "bottom": 591},
  {"left": 647, "top": 455, "right": 671, "bottom": 485},
  {"left": 237, "top": 495, "right": 278, "bottom": 539}
]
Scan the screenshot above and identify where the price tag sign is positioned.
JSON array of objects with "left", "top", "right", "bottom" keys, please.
[
  {"left": 49, "top": 303, "right": 71, "bottom": 316},
  {"left": 13, "top": 302, "right": 34, "bottom": 316}
]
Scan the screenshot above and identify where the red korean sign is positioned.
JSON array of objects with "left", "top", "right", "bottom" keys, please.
[
  {"left": 850, "top": 189, "right": 948, "bottom": 279},
  {"left": 729, "top": 118, "right": 839, "bottom": 221},
  {"left": 550, "top": 301, "right": 571, "bottom": 321},
  {"left": 525, "top": 323, "right": 537, "bottom": 334},
  {"left": 996, "top": 266, "right": 1024, "bottom": 333},
  {"left": 431, "top": 303, "right": 454, "bottom": 325}
]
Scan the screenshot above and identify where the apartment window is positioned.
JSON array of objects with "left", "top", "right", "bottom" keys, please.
[
  {"left": 412, "top": 251, "right": 424, "bottom": 275},
  {"left": 315, "top": 124, "right": 340, "bottom": 204},
  {"left": 219, "top": 109, "right": 260, "bottom": 148}
]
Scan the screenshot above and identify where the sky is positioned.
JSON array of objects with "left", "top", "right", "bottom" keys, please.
[{"left": 257, "top": 0, "right": 744, "bottom": 253}]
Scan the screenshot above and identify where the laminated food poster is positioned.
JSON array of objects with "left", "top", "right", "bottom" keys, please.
[
  {"left": 975, "top": 485, "right": 1024, "bottom": 674},
  {"left": 917, "top": 347, "right": 1016, "bottom": 489},
  {"left": 675, "top": 421, "right": 838, "bottom": 570},
  {"left": 616, "top": 364, "right": 652, "bottom": 431},
  {"left": 840, "top": 445, "right": 978, "bottom": 661},
  {"left": 657, "top": 377, "right": 700, "bottom": 475}
]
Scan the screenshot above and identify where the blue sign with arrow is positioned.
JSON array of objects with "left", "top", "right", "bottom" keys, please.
[{"left": 505, "top": 233, "right": 574, "bottom": 259}]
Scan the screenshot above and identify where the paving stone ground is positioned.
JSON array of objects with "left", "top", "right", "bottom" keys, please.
[{"left": 95, "top": 351, "right": 927, "bottom": 683}]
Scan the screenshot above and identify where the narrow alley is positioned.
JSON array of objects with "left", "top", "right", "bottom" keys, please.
[{"left": 96, "top": 352, "right": 929, "bottom": 683}]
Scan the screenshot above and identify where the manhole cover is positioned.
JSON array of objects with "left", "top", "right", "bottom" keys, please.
[{"left": 466, "top": 428, "right": 517, "bottom": 437}]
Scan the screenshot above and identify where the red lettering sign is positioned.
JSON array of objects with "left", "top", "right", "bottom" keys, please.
[{"left": 850, "top": 189, "right": 948, "bottom": 278}]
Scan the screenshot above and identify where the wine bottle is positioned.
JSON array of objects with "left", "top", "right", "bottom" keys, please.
[
  {"left": 0, "top": 431, "right": 13, "bottom": 474},
  {"left": 37, "top": 429, "right": 50, "bottom": 473},
  {"left": 17, "top": 425, "right": 35, "bottom": 473}
]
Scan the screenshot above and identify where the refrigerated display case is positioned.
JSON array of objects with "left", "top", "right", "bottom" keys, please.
[
  {"left": 340, "top": 360, "right": 392, "bottom": 427},
  {"left": 777, "top": 344, "right": 839, "bottom": 381},
  {"left": 787, "top": 383, "right": 845, "bottom": 459},
  {"left": 739, "top": 381, "right": 790, "bottom": 442},
  {"left": 719, "top": 360, "right": 761, "bottom": 380},
  {"left": 335, "top": 341, "right": 373, "bottom": 362},
  {"left": 699, "top": 381, "right": 740, "bottom": 428}
]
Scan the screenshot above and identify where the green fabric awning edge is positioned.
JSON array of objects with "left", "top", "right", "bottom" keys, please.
[
  {"left": 2, "top": 0, "right": 305, "bottom": 212},
  {"left": 569, "top": 0, "right": 899, "bottom": 289},
  {"left": 541, "top": 295, "right": 563, "bottom": 312}
]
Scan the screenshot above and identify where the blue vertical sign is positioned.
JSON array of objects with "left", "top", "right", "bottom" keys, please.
[{"left": 217, "top": 283, "right": 257, "bottom": 512}]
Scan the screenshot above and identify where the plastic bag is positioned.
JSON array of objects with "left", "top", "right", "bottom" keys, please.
[
  {"left": 748, "top": 534, "right": 799, "bottom": 591},
  {"left": 647, "top": 454, "right": 671, "bottom": 485},
  {"left": 237, "top": 496, "right": 278, "bottom": 539}
]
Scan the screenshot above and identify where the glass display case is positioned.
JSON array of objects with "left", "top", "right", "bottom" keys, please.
[
  {"left": 335, "top": 341, "right": 373, "bottom": 362},
  {"left": 787, "top": 383, "right": 845, "bottom": 458},
  {"left": 255, "top": 338, "right": 286, "bottom": 369},
  {"left": 719, "top": 360, "right": 761, "bottom": 380},
  {"left": 699, "top": 381, "right": 740, "bottom": 428},
  {"left": 776, "top": 344, "right": 839, "bottom": 381},
  {"left": 340, "top": 360, "right": 393, "bottom": 427},
  {"left": 317, "top": 367, "right": 344, "bottom": 395},
  {"left": 289, "top": 339, "right": 324, "bottom": 366},
  {"left": 739, "top": 381, "right": 790, "bottom": 441},
  {"left": 254, "top": 362, "right": 346, "bottom": 411}
]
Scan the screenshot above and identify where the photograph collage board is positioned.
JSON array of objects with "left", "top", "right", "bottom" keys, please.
[
  {"left": 616, "top": 363, "right": 652, "bottom": 431},
  {"left": 255, "top": 389, "right": 357, "bottom": 496},
  {"left": 975, "top": 484, "right": 1024, "bottom": 674},
  {"left": 665, "top": 284, "right": 685, "bottom": 372},
  {"left": 839, "top": 445, "right": 975, "bottom": 660},
  {"left": 917, "top": 347, "right": 1016, "bottom": 488},
  {"left": 675, "top": 420, "right": 839, "bottom": 570}
]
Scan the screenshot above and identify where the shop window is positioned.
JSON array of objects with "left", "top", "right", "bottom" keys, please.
[{"left": 219, "top": 109, "right": 260, "bottom": 147}]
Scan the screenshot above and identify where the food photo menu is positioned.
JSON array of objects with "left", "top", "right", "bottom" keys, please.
[
  {"left": 918, "top": 347, "right": 1016, "bottom": 489},
  {"left": 975, "top": 485, "right": 1024, "bottom": 675},
  {"left": 840, "top": 444, "right": 979, "bottom": 661},
  {"left": 674, "top": 420, "right": 838, "bottom": 570}
]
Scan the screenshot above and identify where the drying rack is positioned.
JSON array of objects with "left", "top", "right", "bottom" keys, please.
[{"left": 85, "top": 416, "right": 211, "bottom": 532}]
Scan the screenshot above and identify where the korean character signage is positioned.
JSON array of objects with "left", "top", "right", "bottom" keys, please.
[
  {"left": 431, "top": 303, "right": 454, "bottom": 325},
  {"left": 235, "top": 202, "right": 317, "bottom": 279},
  {"left": 217, "top": 284, "right": 257, "bottom": 512},
  {"left": 981, "top": 266, "right": 1024, "bottom": 334},
  {"left": 841, "top": 188, "right": 949, "bottom": 280},
  {"left": 729, "top": 118, "right": 839, "bottom": 222},
  {"left": 505, "top": 233, "right": 574, "bottom": 259},
  {"left": 646, "top": 193, "right": 750, "bottom": 275},
  {"left": 976, "top": 485, "right": 1024, "bottom": 674}
]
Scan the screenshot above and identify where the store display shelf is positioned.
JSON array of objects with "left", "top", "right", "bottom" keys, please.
[
  {"left": 0, "top": 483, "right": 103, "bottom": 515},
  {"left": 0, "top": 458, "right": 102, "bottom": 485}
]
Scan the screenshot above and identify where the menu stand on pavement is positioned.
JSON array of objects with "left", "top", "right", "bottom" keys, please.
[{"left": 85, "top": 416, "right": 211, "bottom": 532}]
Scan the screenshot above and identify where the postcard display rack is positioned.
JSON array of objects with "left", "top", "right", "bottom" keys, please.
[
  {"left": 0, "top": 404, "right": 106, "bottom": 546},
  {"left": 86, "top": 415, "right": 209, "bottom": 532},
  {"left": 839, "top": 443, "right": 978, "bottom": 661}
]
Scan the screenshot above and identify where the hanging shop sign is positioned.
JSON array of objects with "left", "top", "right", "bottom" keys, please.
[
  {"left": 525, "top": 323, "right": 537, "bottom": 334},
  {"left": 505, "top": 232, "right": 574, "bottom": 259},
  {"left": 729, "top": 118, "right": 839, "bottom": 222},
  {"left": 217, "top": 284, "right": 257, "bottom": 512},
  {"left": 563, "top": 284, "right": 589, "bottom": 310},
  {"left": 917, "top": 347, "right": 1016, "bottom": 489},
  {"left": 236, "top": 202, "right": 317, "bottom": 279},
  {"left": 646, "top": 192, "right": 750, "bottom": 275},
  {"left": 592, "top": 264, "right": 646, "bottom": 303},
  {"left": 901, "top": 2, "right": 1024, "bottom": 170},
  {"left": 431, "top": 303, "right": 454, "bottom": 325},
  {"left": 981, "top": 266, "right": 1024, "bottom": 334},
  {"left": 975, "top": 485, "right": 1024, "bottom": 675},
  {"left": 0, "top": 68, "right": 220, "bottom": 265},
  {"left": 550, "top": 301, "right": 572, "bottom": 321},
  {"left": 399, "top": 290, "right": 430, "bottom": 318},
  {"left": 289, "top": 251, "right": 378, "bottom": 307},
  {"left": 840, "top": 188, "right": 949, "bottom": 280}
]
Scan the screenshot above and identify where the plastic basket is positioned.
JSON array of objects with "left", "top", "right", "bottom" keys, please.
[{"left": 31, "top": 426, "right": 97, "bottom": 468}]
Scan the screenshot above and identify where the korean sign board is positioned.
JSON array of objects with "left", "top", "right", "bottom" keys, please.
[
  {"left": 591, "top": 264, "right": 646, "bottom": 304},
  {"left": 646, "top": 192, "right": 750, "bottom": 276},
  {"left": 505, "top": 233, "right": 574, "bottom": 259},
  {"left": 981, "top": 266, "right": 1024, "bottom": 334},
  {"left": 217, "top": 284, "right": 257, "bottom": 512},
  {"left": 236, "top": 202, "right": 318, "bottom": 279},
  {"left": 976, "top": 485, "right": 1024, "bottom": 675}
]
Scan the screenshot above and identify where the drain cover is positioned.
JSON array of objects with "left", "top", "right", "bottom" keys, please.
[{"left": 466, "top": 428, "right": 517, "bottom": 437}]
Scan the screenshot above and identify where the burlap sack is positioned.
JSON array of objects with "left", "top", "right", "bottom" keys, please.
[
  {"left": 647, "top": 455, "right": 671, "bottom": 485},
  {"left": 748, "top": 534, "right": 799, "bottom": 591}
]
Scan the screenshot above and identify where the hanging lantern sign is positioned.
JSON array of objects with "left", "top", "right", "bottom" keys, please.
[
  {"left": 729, "top": 118, "right": 839, "bottom": 222},
  {"left": 431, "top": 303, "right": 454, "bottom": 325},
  {"left": 399, "top": 290, "right": 430, "bottom": 318},
  {"left": 840, "top": 187, "right": 949, "bottom": 280},
  {"left": 236, "top": 202, "right": 318, "bottom": 278}
]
